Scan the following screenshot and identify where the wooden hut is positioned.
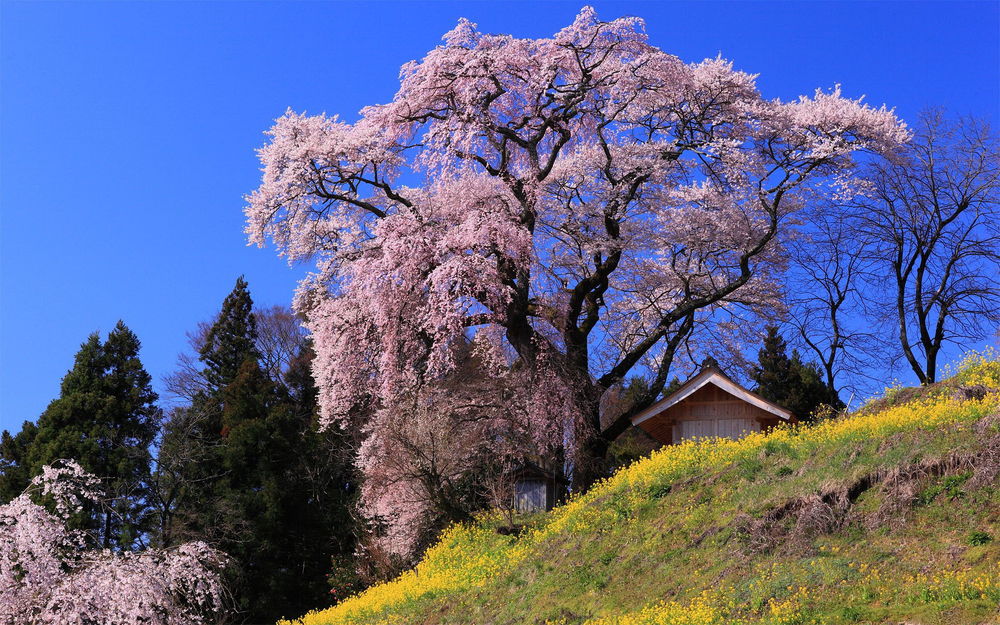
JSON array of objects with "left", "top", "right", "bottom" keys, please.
[
  {"left": 630, "top": 366, "right": 794, "bottom": 445},
  {"left": 510, "top": 462, "right": 558, "bottom": 513}
]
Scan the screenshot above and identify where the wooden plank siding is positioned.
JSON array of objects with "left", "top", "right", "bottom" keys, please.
[{"left": 637, "top": 384, "right": 783, "bottom": 444}]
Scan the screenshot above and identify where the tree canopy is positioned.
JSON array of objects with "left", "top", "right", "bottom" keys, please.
[{"left": 246, "top": 8, "right": 907, "bottom": 489}]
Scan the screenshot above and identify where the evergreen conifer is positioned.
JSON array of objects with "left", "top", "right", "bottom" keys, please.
[
  {"left": 751, "top": 326, "right": 843, "bottom": 422},
  {"left": 22, "top": 323, "right": 160, "bottom": 548},
  {"left": 161, "top": 279, "right": 358, "bottom": 623},
  {"left": 0, "top": 421, "right": 38, "bottom": 502},
  {"left": 200, "top": 276, "right": 259, "bottom": 393}
]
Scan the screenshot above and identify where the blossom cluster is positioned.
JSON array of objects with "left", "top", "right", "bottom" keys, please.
[{"left": 0, "top": 460, "right": 227, "bottom": 625}]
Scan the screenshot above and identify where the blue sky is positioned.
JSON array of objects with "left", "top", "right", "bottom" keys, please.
[{"left": 2, "top": 1, "right": 998, "bottom": 434}]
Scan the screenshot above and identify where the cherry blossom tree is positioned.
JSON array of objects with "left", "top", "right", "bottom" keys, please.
[
  {"left": 246, "top": 7, "right": 908, "bottom": 489},
  {"left": 0, "top": 460, "right": 227, "bottom": 625}
]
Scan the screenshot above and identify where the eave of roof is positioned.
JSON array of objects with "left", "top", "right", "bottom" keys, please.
[
  {"left": 631, "top": 367, "right": 794, "bottom": 426},
  {"left": 508, "top": 461, "right": 559, "bottom": 481}
]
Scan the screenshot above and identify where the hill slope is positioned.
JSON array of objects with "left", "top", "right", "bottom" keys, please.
[{"left": 285, "top": 355, "right": 1000, "bottom": 625}]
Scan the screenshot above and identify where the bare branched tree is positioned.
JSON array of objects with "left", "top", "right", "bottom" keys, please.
[
  {"left": 163, "top": 322, "right": 212, "bottom": 404},
  {"left": 164, "top": 306, "right": 306, "bottom": 404},
  {"left": 856, "top": 110, "right": 1000, "bottom": 384},
  {"left": 254, "top": 305, "right": 306, "bottom": 383},
  {"left": 786, "top": 214, "right": 882, "bottom": 398}
]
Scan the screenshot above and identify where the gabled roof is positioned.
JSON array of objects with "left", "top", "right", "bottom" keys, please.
[
  {"left": 631, "top": 366, "right": 794, "bottom": 426},
  {"left": 507, "top": 461, "right": 562, "bottom": 482}
]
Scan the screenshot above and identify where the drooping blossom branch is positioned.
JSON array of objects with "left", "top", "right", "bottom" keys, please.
[{"left": 0, "top": 460, "right": 228, "bottom": 625}]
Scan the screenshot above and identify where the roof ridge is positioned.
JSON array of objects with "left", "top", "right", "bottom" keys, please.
[{"left": 631, "top": 368, "right": 794, "bottom": 427}]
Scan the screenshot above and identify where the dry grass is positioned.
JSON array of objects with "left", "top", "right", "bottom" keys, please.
[{"left": 736, "top": 410, "right": 1000, "bottom": 556}]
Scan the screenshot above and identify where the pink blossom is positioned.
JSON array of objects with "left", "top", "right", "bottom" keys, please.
[{"left": 0, "top": 461, "right": 227, "bottom": 625}]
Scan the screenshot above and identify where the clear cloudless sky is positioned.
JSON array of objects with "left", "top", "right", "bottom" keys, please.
[{"left": 2, "top": 1, "right": 998, "bottom": 434}]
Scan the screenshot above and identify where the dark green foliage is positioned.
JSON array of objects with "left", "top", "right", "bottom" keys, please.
[
  {"left": 621, "top": 376, "right": 650, "bottom": 403},
  {"left": 161, "top": 277, "right": 265, "bottom": 542},
  {"left": 752, "top": 327, "right": 796, "bottom": 404},
  {"left": 607, "top": 377, "right": 662, "bottom": 471},
  {"left": 0, "top": 421, "right": 38, "bottom": 502},
  {"left": 967, "top": 531, "right": 992, "bottom": 546},
  {"left": 606, "top": 427, "right": 661, "bottom": 472},
  {"left": 199, "top": 275, "right": 259, "bottom": 393},
  {"left": 223, "top": 352, "right": 357, "bottom": 623},
  {"left": 751, "top": 326, "right": 844, "bottom": 422},
  {"left": 327, "top": 554, "right": 364, "bottom": 604},
  {"left": 19, "top": 322, "right": 160, "bottom": 548},
  {"left": 160, "top": 279, "right": 358, "bottom": 624},
  {"left": 784, "top": 355, "right": 844, "bottom": 420}
]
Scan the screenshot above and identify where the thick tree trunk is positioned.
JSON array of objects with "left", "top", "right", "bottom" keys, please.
[{"left": 572, "top": 426, "right": 611, "bottom": 493}]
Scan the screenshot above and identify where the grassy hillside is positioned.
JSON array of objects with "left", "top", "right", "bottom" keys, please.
[{"left": 284, "top": 353, "right": 1000, "bottom": 625}]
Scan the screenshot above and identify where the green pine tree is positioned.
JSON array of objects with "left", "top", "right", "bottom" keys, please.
[
  {"left": 214, "top": 336, "right": 358, "bottom": 622},
  {"left": 751, "top": 326, "right": 842, "bottom": 422},
  {"left": 218, "top": 358, "right": 310, "bottom": 619},
  {"left": 200, "top": 276, "right": 259, "bottom": 393},
  {"left": 101, "top": 321, "right": 161, "bottom": 547},
  {"left": 0, "top": 420, "right": 38, "bottom": 502},
  {"left": 164, "top": 277, "right": 263, "bottom": 542},
  {"left": 160, "top": 281, "right": 359, "bottom": 623},
  {"left": 751, "top": 327, "right": 796, "bottom": 404},
  {"left": 23, "top": 322, "right": 160, "bottom": 548},
  {"left": 785, "top": 351, "right": 845, "bottom": 420},
  {"left": 273, "top": 341, "right": 358, "bottom": 618}
]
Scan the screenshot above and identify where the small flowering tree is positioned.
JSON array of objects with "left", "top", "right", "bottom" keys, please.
[
  {"left": 0, "top": 460, "right": 227, "bottom": 625},
  {"left": 246, "top": 7, "right": 909, "bottom": 491}
]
